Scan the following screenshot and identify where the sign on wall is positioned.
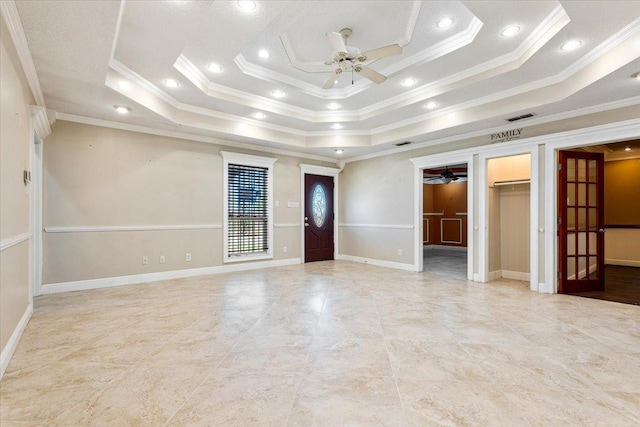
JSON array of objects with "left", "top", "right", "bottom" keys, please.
[{"left": 491, "top": 128, "right": 524, "bottom": 144}]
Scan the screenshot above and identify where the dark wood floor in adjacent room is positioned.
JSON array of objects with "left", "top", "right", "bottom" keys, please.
[{"left": 570, "top": 265, "right": 640, "bottom": 306}]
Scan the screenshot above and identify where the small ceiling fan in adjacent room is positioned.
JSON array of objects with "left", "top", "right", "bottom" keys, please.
[
  {"left": 424, "top": 166, "right": 467, "bottom": 184},
  {"left": 291, "top": 28, "right": 402, "bottom": 89}
]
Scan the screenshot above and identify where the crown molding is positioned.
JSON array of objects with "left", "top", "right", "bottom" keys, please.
[
  {"left": 344, "top": 97, "right": 640, "bottom": 163},
  {"left": 54, "top": 112, "right": 340, "bottom": 165},
  {"left": 562, "top": 15, "right": 640, "bottom": 78},
  {"left": 176, "top": 6, "right": 565, "bottom": 124},
  {"left": 359, "top": 5, "right": 568, "bottom": 119},
  {"left": 0, "top": 0, "right": 45, "bottom": 106},
  {"left": 30, "top": 105, "right": 51, "bottom": 140}
]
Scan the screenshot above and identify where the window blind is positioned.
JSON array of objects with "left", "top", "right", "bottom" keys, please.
[{"left": 227, "top": 163, "right": 268, "bottom": 255}]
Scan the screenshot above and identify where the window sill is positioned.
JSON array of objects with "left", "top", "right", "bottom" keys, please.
[{"left": 224, "top": 253, "right": 272, "bottom": 264}]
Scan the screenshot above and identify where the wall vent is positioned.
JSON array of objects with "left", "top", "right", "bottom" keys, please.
[
  {"left": 395, "top": 141, "right": 412, "bottom": 146},
  {"left": 506, "top": 113, "right": 535, "bottom": 122}
]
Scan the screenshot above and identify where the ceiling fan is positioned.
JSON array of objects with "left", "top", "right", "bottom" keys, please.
[
  {"left": 424, "top": 167, "right": 467, "bottom": 184},
  {"left": 297, "top": 28, "right": 402, "bottom": 89}
]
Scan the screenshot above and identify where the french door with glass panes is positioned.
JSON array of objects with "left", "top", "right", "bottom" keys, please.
[{"left": 558, "top": 150, "right": 605, "bottom": 293}]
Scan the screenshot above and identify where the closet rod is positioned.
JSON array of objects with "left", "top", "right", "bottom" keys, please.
[{"left": 491, "top": 179, "right": 531, "bottom": 187}]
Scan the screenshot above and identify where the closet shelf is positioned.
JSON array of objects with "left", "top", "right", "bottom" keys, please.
[{"left": 491, "top": 179, "right": 530, "bottom": 187}]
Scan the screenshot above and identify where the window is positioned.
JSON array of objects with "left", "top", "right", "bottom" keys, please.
[{"left": 222, "top": 151, "right": 276, "bottom": 262}]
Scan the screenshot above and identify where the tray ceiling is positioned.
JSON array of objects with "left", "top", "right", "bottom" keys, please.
[{"left": 12, "top": 0, "right": 640, "bottom": 160}]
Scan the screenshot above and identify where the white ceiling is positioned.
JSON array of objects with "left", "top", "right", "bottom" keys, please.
[{"left": 13, "top": 0, "right": 640, "bottom": 161}]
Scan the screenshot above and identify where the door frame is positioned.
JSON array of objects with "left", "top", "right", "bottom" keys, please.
[
  {"left": 299, "top": 164, "right": 342, "bottom": 262},
  {"left": 411, "top": 152, "right": 475, "bottom": 279},
  {"left": 544, "top": 119, "right": 640, "bottom": 293},
  {"left": 478, "top": 147, "right": 539, "bottom": 291}
]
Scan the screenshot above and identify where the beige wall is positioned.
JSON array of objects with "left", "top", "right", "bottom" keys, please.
[
  {"left": 499, "top": 185, "right": 531, "bottom": 274},
  {"left": 339, "top": 151, "right": 415, "bottom": 264},
  {"left": 603, "top": 158, "right": 640, "bottom": 266},
  {"left": 0, "top": 18, "right": 34, "bottom": 357},
  {"left": 43, "top": 121, "right": 333, "bottom": 284},
  {"left": 604, "top": 158, "right": 640, "bottom": 225}
]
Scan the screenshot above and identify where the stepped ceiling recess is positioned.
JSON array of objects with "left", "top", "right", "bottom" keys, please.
[{"left": 12, "top": 0, "right": 640, "bottom": 160}]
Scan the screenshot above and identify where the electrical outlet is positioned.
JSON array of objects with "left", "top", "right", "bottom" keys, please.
[
  {"left": 283, "top": 246, "right": 288, "bottom": 253},
  {"left": 397, "top": 249, "right": 403, "bottom": 256},
  {"left": 186, "top": 252, "right": 192, "bottom": 262},
  {"left": 142, "top": 256, "right": 149, "bottom": 265},
  {"left": 159, "top": 255, "right": 166, "bottom": 264}
]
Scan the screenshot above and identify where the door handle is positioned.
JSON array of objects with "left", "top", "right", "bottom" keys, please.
[
  {"left": 304, "top": 216, "right": 308, "bottom": 220},
  {"left": 598, "top": 229, "right": 606, "bottom": 234},
  {"left": 305, "top": 223, "right": 309, "bottom": 227}
]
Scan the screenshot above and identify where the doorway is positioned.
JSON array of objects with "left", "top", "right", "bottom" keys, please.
[
  {"left": 486, "top": 154, "right": 532, "bottom": 284},
  {"left": 557, "top": 141, "right": 640, "bottom": 304},
  {"left": 422, "top": 164, "right": 468, "bottom": 279}
]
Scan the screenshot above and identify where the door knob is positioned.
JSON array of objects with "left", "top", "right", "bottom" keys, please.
[
  {"left": 598, "top": 228, "right": 606, "bottom": 234},
  {"left": 305, "top": 223, "right": 309, "bottom": 227},
  {"left": 304, "top": 216, "right": 308, "bottom": 220}
]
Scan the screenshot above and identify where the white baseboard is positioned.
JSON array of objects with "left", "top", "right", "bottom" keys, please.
[
  {"left": 337, "top": 254, "right": 416, "bottom": 272},
  {"left": 423, "top": 245, "right": 467, "bottom": 252},
  {"left": 1, "top": 303, "right": 33, "bottom": 380},
  {"left": 606, "top": 258, "right": 640, "bottom": 267},
  {"left": 501, "top": 270, "right": 531, "bottom": 281},
  {"left": 538, "top": 282, "right": 553, "bottom": 293},
  {"left": 488, "top": 270, "right": 502, "bottom": 281},
  {"left": 42, "top": 258, "right": 302, "bottom": 295}
]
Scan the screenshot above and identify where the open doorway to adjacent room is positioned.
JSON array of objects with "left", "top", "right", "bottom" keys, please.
[
  {"left": 559, "top": 140, "right": 640, "bottom": 305},
  {"left": 422, "top": 164, "right": 468, "bottom": 279},
  {"left": 486, "top": 154, "right": 532, "bottom": 285}
]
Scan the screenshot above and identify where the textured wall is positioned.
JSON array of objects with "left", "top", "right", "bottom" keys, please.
[
  {"left": 0, "top": 18, "right": 34, "bottom": 356},
  {"left": 43, "top": 121, "right": 333, "bottom": 284}
]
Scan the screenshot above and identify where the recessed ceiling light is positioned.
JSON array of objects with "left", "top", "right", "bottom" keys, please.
[
  {"left": 632, "top": 72, "right": 640, "bottom": 80},
  {"left": 501, "top": 25, "right": 520, "bottom": 37},
  {"left": 560, "top": 40, "right": 582, "bottom": 51},
  {"left": 331, "top": 123, "right": 343, "bottom": 130},
  {"left": 163, "top": 78, "right": 180, "bottom": 88},
  {"left": 437, "top": 17, "right": 453, "bottom": 28},
  {"left": 271, "top": 89, "right": 285, "bottom": 98},
  {"left": 401, "top": 78, "right": 416, "bottom": 87},
  {"left": 425, "top": 101, "right": 438, "bottom": 110},
  {"left": 335, "top": 149, "right": 344, "bottom": 154},
  {"left": 207, "top": 63, "right": 223, "bottom": 73},
  {"left": 114, "top": 105, "right": 129, "bottom": 114},
  {"left": 252, "top": 112, "right": 266, "bottom": 119},
  {"left": 625, "top": 147, "right": 632, "bottom": 151},
  {"left": 327, "top": 103, "right": 341, "bottom": 110},
  {"left": 236, "top": 0, "right": 256, "bottom": 12},
  {"left": 258, "top": 49, "right": 270, "bottom": 59}
]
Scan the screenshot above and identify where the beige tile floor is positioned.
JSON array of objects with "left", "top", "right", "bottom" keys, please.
[{"left": 1, "top": 261, "right": 639, "bottom": 426}]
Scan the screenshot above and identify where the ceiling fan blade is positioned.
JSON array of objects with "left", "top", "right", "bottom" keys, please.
[
  {"left": 359, "top": 44, "right": 402, "bottom": 61},
  {"left": 356, "top": 66, "right": 386, "bottom": 84},
  {"left": 323, "top": 69, "right": 342, "bottom": 89},
  {"left": 326, "top": 32, "right": 347, "bottom": 54}
]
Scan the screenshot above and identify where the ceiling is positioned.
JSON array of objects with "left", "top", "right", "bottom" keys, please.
[{"left": 12, "top": 0, "right": 640, "bottom": 162}]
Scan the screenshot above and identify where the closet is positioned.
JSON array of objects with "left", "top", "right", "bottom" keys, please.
[{"left": 487, "top": 154, "right": 531, "bottom": 281}]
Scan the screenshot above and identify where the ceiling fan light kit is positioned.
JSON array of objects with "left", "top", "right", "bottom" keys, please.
[
  {"left": 298, "top": 28, "right": 403, "bottom": 90},
  {"left": 424, "top": 166, "right": 466, "bottom": 184}
]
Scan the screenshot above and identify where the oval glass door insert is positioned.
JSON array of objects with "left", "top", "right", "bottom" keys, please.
[{"left": 312, "top": 184, "right": 327, "bottom": 227}]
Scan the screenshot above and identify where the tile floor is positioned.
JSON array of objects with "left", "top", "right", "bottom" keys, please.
[{"left": 1, "top": 261, "right": 639, "bottom": 426}]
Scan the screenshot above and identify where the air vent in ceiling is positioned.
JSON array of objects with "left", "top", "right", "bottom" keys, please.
[
  {"left": 506, "top": 113, "right": 535, "bottom": 122},
  {"left": 395, "top": 141, "right": 412, "bottom": 146}
]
